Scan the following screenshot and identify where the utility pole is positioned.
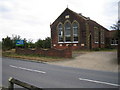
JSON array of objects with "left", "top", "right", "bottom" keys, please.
[{"left": 118, "top": 1, "right": 120, "bottom": 64}]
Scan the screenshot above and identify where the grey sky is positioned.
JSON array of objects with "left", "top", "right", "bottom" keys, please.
[{"left": 0, "top": 0, "right": 119, "bottom": 42}]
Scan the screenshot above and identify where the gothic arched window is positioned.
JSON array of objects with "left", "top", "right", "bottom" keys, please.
[
  {"left": 64, "top": 22, "right": 71, "bottom": 42},
  {"left": 94, "top": 27, "right": 99, "bottom": 43},
  {"left": 58, "top": 23, "right": 63, "bottom": 42},
  {"left": 72, "top": 22, "right": 79, "bottom": 42},
  {"left": 100, "top": 29, "right": 104, "bottom": 44}
]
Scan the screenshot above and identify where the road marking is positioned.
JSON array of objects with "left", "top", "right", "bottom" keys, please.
[
  {"left": 79, "top": 78, "right": 120, "bottom": 87},
  {"left": 9, "top": 65, "right": 46, "bottom": 74},
  {"left": 10, "top": 65, "right": 18, "bottom": 68}
]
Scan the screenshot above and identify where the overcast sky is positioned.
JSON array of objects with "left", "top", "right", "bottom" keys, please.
[{"left": 0, "top": 0, "right": 119, "bottom": 42}]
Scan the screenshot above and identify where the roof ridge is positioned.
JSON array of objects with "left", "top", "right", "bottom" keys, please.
[{"left": 67, "top": 8, "right": 91, "bottom": 21}]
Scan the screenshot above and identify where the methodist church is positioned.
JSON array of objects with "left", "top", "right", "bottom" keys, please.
[{"left": 50, "top": 8, "right": 118, "bottom": 50}]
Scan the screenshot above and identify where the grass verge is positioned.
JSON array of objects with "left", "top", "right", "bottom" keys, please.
[{"left": 2, "top": 49, "right": 67, "bottom": 62}]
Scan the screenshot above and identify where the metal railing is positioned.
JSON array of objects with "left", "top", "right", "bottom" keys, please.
[{"left": 8, "top": 77, "right": 43, "bottom": 90}]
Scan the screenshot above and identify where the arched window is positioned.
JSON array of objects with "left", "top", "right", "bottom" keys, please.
[
  {"left": 58, "top": 23, "right": 63, "bottom": 42},
  {"left": 64, "top": 22, "right": 71, "bottom": 42},
  {"left": 94, "top": 27, "right": 99, "bottom": 43},
  {"left": 100, "top": 29, "right": 104, "bottom": 44},
  {"left": 72, "top": 22, "right": 79, "bottom": 42}
]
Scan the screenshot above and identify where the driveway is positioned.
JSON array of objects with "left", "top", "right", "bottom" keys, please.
[{"left": 48, "top": 51, "right": 119, "bottom": 72}]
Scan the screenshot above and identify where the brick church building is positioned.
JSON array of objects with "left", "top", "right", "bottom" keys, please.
[{"left": 50, "top": 8, "right": 118, "bottom": 50}]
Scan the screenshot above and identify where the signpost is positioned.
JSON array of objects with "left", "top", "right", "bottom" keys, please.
[{"left": 16, "top": 40, "right": 24, "bottom": 47}]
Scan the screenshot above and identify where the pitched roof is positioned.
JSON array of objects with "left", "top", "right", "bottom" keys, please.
[
  {"left": 51, "top": 8, "right": 108, "bottom": 31},
  {"left": 50, "top": 8, "right": 87, "bottom": 27}
]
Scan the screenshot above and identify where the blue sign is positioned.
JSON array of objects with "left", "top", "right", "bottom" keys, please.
[{"left": 16, "top": 40, "right": 24, "bottom": 46}]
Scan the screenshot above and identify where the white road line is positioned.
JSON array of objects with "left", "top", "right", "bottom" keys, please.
[
  {"left": 79, "top": 78, "right": 120, "bottom": 87},
  {"left": 10, "top": 65, "right": 18, "bottom": 68},
  {"left": 9, "top": 65, "right": 46, "bottom": 74}
]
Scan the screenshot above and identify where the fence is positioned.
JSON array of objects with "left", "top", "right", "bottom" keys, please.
[{"left": 8, "top": 77, "right": 42, "bottom": 90}]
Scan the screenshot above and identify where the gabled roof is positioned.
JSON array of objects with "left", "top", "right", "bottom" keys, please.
[
  {"left": 66, "top": 8, "right": 90, "bottom": 20},
  {"left": 51, "top": 8, "right": 108, "bottom": 31},
  {"left": 50, "top": 8, "right": 88, "bottom": 27}
]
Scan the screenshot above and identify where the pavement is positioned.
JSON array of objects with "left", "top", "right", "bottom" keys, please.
[
  {"left": 2, "top": 57, "right": 119, "bottom": 89},
  {"left": 48, "top": 51, "right": 119, "bottom": 72}
]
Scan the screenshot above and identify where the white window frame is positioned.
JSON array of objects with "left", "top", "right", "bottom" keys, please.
[
  {"left": 73, "top": 21, "right": 79, "bottom": 42},
  {"left": 64, "top": 21, "right": 71, "bottom": 42},
  {"left": 111, "top": 38, "right": 118, "bottom": 45},
  {"left": 58, "top": 23, "right": 64, "bottom": 43}
]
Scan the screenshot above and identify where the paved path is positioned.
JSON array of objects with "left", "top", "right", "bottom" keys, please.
[
  {"left": 48, "top": 51, "right": 119, "bottom": 72},
  {"left": 2, "top": 57, "right": 119, "bottom": 89}
]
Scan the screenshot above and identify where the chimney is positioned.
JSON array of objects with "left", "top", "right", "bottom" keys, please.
[{"left": 87, "top": 17, "right": 90, "bottom": 20}]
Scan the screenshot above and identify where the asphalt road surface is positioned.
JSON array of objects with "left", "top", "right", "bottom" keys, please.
[{"left": 2, "top": 57, "right": 120, "bottom": 89}]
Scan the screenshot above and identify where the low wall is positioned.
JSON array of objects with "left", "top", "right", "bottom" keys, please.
[{"left": 16, "top": 47, "right": 72, "bottom": 58}]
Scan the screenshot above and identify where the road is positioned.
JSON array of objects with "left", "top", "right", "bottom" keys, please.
[{"left": 2, "top": 57, "right": 120, "bottom": 89}]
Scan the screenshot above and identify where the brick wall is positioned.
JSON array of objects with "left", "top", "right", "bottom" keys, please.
[
  {"left": 16, "top": 47, "right": 72, "bottom": 58},
  {"left": 51, "top": 8, "right": 108, "bottom": 50}
]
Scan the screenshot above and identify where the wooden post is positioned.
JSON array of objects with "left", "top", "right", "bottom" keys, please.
[
  {"left": 8, "top": 77, "right": 42, "bottom": 90},
  {"left": 8, "top": 77, "right": 14, "bottom": 90}
]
